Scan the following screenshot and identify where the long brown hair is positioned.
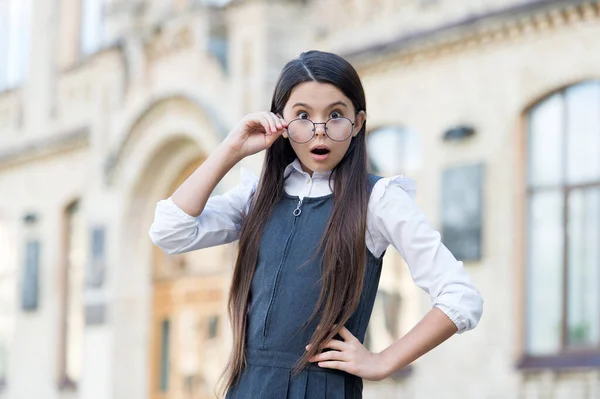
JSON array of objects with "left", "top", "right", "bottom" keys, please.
[{"left": 221, "top": 50, "right": 369, "bottom": 394}]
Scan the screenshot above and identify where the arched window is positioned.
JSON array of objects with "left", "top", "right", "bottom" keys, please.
[
  {"left": 366, "top": 126, "right": 421, "bottom": 176},
  {"left": 525, "top": 81, "right": 600, "bottom": 357}
]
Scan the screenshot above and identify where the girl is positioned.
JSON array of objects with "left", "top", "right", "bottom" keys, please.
[{"left": 149, "top": 50, "right": 483, "bottom": 398}]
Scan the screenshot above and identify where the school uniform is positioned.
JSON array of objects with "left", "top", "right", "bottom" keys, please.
[{"left": 150, "top": 158, "right": 483, "bottom": 399}]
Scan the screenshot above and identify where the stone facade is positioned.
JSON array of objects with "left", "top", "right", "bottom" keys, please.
[{"left": 1, "top": 0, "right": 599, "bottom": 398}]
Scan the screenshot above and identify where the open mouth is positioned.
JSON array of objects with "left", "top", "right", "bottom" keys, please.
[{"left": 311, "top": 147, "right": 330, "bottom": 155}]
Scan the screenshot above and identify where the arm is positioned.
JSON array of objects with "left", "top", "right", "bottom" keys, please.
[
  {"left": 148, "top": 168, "right": 258, "bottom": 254},
  {"left": 310, "top": 178, "right": 483, "bottom": 380},
  {"left": 308, "top": 310, "right": 456, "bottom": 381},
  {"left": 378, "top": 307, "right": 457, "bottom": 375},
  {"left": 371, "top": 180, "right": 484, "bottom": 333},
  {"left": 149, "top": 112, "right": 287, "bottom": 254},
  {"left": 171, "top": 141, "right": 245, "bottom": 217},
  {"left": 173, "top": 110, "right": 287, "bottom": 216}
]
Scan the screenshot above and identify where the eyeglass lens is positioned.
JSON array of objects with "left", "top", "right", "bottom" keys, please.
[{"left": 287, "top": 118, "right": 353, "bottom": 143}]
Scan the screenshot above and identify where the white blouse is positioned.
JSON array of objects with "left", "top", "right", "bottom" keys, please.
[{"left": 149, "top": 159, "right": 483, "bottom": 333}]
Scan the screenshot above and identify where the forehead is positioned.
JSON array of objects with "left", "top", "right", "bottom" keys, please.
[{"left": 286, "top": 81, "right": 353, "bottom": 110}]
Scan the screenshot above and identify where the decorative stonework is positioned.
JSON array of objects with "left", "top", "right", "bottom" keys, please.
[
  {"left": 54, "top": 47, "right": 124, "bottom": 125},
  {"left": 0, "top": 89, "right": 22, "bottom": 133},
  {"left": 0, "top": 128, "right": 89, "bottom": 170},
  {"left": 521, "top": 369, "right": 600, "bottom": 398},
  {"left": 346, "top": 0, "right": 600, "bottom": 73},
  {"left": 103, "top": 95, "right": 215, "bottom": 187},
  {"left": 144, "top": 25, "right": 194, "bottom": 61}
]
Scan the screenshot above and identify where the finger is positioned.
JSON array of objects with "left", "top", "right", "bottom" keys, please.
[
  {"left": 337, "top": 326, "right": 357, "bottom": 342},
  {"left": 317, "top": 361, "right": 346, "bottom": 371},
  {"left": 259, "top": 117, "right": 272, "bottom": 135},
  {"left": 266, "top": 112, "right": 283, "bottom": 131},
  {"left": 263, "top": 113, "right": 277, "bottom": 133},
  {"left": 310, "top": 350, "right": 346, "bottom": 363},
  {"left": 264, "top": 129, "right": 283, "bottom": 148},
  {"left": 321, "top": 339, "right": 347, "bottom": 352},
  {"left": 272, "top": 113, "right": 288, "bottom": 130},
  {"left": 269, "top": 113, "right": 286, "bottom": 132}
]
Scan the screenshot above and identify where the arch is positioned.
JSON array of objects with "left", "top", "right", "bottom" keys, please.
[
  {"left": 110, "top": 94, "right": 239, "bottom": 398},
  {"left": 106, "top": 93, "right": 228, "bottom": 188},
  {"left": 519, "top": 76, "right": 600, "bottom": 117}
]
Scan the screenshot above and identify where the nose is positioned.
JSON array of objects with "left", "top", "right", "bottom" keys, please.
[{"left": 314, "top": 122, "right": 327, "bottom": 137}]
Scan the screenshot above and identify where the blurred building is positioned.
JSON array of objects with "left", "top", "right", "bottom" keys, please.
[{"left": 0, "top": 0, "right": 599, "bottom": 398}]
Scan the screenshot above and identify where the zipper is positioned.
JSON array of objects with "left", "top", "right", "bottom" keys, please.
[
  {"left": 293, "top": 198, "right": 303, "bottom": 216},
  {"left": 263, "top": 198, "right": 303, "bottom": 338}
]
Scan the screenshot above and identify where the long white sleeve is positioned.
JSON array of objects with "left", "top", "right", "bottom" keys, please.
[
  {"left": 367, "top": 177, "right": 483, "bottom": 333},
  {"left": 149, "top": 168, "right": 258, "bottom": 255}
]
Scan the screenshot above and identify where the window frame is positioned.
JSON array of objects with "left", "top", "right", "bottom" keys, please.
[{"left": 517, "top": 80, "right": 600, "bottom": 370}]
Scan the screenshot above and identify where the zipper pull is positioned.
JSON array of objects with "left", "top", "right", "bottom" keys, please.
[{"left": 293, "top": 198, "right": 303, "bottom": 217}]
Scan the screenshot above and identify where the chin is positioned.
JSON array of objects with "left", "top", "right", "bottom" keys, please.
[{"left": 309, "top": 163, "right": 335, "bottom": 174}]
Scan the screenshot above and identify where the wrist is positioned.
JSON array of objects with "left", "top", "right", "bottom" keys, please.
[
  {"left": 378, "top": 348, "right": 398, "bottom": 379},
  {"left": 218, "top": 139, "right": 245, "bottom": 165}
]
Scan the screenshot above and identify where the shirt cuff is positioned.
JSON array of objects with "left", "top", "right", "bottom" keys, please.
[
  {"left": 434, "top": 303, "right": 469, "bottom": 333},
  {"left": 163, "top": 197, "right": 198, "bottom": 224}
]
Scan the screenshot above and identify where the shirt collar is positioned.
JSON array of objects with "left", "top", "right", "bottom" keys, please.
[{"left": 283, "top": 158, "right": 333, "bottom": 181}]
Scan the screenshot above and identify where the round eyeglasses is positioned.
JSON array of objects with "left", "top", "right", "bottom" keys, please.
[{"left": 286, "top": 116, "right": 355, "bottom": 144}]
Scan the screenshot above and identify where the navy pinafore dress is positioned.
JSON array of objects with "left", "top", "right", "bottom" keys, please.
[{"left": 226, "top": 175, "right": 384, "bottom": 399}]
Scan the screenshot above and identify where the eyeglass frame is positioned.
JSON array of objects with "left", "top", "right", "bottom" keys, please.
[{"left": 284, "top": 116, "right": 357, "bottom": 144}]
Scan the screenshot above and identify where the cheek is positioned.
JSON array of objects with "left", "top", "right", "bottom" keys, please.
[
  {"left": 334, "top": 141, "right": 352, "bottom": 156},
  {"left": 289, "top": 141, "right": 306, "bottom": 155}
]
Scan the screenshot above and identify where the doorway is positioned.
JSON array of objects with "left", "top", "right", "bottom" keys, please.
[{"left": 149, "top": 159, "right": 231, "bottom": 399}]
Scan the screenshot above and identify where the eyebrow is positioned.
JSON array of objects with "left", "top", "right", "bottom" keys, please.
[{"left": 291, "top": 101, "right": 348, "bottom": 109}]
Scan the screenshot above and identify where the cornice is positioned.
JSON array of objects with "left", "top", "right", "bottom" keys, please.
[
  {"left": 0, "top": 128, "right": 89, "bottom": 171},
  {"left": 344, "top": 0, "right": 600, "bottom": 73}
]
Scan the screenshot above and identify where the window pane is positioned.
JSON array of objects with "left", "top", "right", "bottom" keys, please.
[
  {"left": 367, "top": 126, "right": 421, "bottom": 175},
  {"left": 0, "top": 2, "right": 8, "bottom": 89},
  {"left": 0, "top": 0, "right": 32, "bottom": 90},
  {"left": 566, "top": 82, "right": 600, "bottom": 184},
  {"left": 81, "top": 0, "right": 104, "bottom": 56},
  {"left": 567, "top": 187, "right": 600, "bottom": 348},
  {"left": 208, "top": 316, "right": 219, "bottom": 339},
  {"left": 528, "top": 94, "right": 564, "bottom": 187},
  {"left": 22, "top": 241, "right": 40, "bottom": 310},
  {"left": 526, "top": 190, "right": 564, "bottom": 354},
  {"left": 159, "top": 319, "right": 171, "bottom": 392}
]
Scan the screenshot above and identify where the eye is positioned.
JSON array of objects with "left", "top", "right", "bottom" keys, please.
[
  {"left": 329, "top": 111, "right": 343, "bottom": 119},
  {"left": 297, "top": 112, "right": 310, "bottom": 120}
]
